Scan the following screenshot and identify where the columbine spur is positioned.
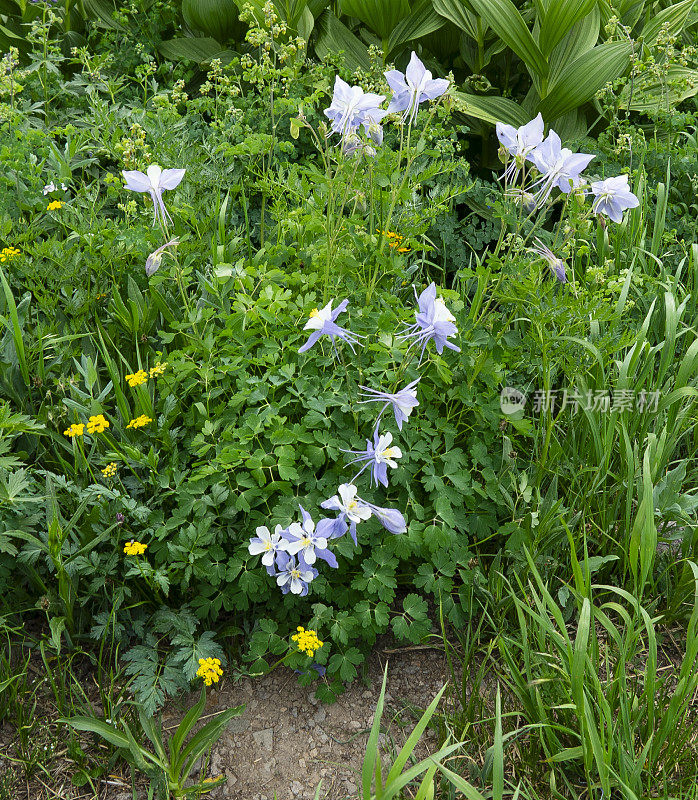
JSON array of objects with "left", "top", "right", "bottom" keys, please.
[
  {"left": 122, "top": 164, "right": 186, "bottom": 227},
  {"left": 385, "top": 51, "right": 449, "bottom": 125},
  {"left": 590, "top": 175, "right": 639, "bottom": 223},
  {"left": 399, "top": 283, "right": 460, "bottom": 362},
  {"left": 358, "top": 378, "right": 420, "bottom": 431},
  {"left": 530, "top": 238, "right": 567, "bottom": 284},
  {"left": 298, "top": 299, "right": 363, "bottom": 355}
]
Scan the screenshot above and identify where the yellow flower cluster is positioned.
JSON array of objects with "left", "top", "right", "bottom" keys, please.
[
  {"left": 87, "top": 414, "right": 110, "bottom": 434},
  {"left": 196, "top": 657, "right": 224, "bottom": 686},
  {"left": 291, "top": 626, "right": 323, "bottom": 657},
  {"left": 378, "top": 229, "right": 410, "bottom": 254},
  {"left": 0, "top": 247, "right": 20, "bottom": 262},
  {"left": 123, "top": 540, "right": 147, "bottom": 556},
  {"left": 149, "top": 361, "right": 168, "bottom": 378},
  {"left": 125, "top": 369, "right": 148, "bottom": 387},
  {"left": 47, "top": 200, "right": 63, "bottom": 211},
  {"left": 64, "top": 423, "right": 85, "bottom": 438},
  {"left": 127, "top": 414, "right": 152, "bottom": 429},
  {"left": 101, "top": 462, "right": 118, "bottom": 478}
]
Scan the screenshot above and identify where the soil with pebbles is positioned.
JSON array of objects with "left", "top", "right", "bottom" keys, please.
[{"left": 163, "top": 645, "right": 450, "bottom": 800}]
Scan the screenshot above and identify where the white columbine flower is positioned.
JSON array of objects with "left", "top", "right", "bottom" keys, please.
[{"left": 122, "top": 164, "right": 186, "bottom": 227}]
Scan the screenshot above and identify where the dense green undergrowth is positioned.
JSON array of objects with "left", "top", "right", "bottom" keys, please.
[{"left": 1, "top": 0, "right": 698, "bottom": 797}]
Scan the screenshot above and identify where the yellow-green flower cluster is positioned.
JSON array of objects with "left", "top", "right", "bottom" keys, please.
[
  {"left": 47, "top": 200, "right": 63, "bottom": 211},
  {"left": 196, "top": 657, "right": 224, "bottom": 686},
  {"left": 291, "top": 626, "right": 323, "bottom": 657},
  {"left": 87, "top": 414, "right": 109, "bottom": 434},
  {"left": 149, "top": 361, "right": 168, "bottom": 378},
  {"left": 0, "top": 247, "right": 20, "bottom": 262},
  {"left": 127, "top": 414, "right": 152, "bottom": 429},
  {"left": 124, "top": 540, "right": 147, "bottom": 556},
  {"left": 101, "top": 462, "right": 118, "bottom": 478},
  {"left": 125, "top": 369, "right": 148, "bottom": 387},
  {"left": 64, "top": 423, "right": 85, "bottom": 438}
]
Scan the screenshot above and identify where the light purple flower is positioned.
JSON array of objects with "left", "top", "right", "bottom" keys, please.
[
  {"left": 320, "top": 483, "right": 372, "bottom": 545},
  {"left": 529, "top": 131, "right": 594, "bottom": 205},
  {"left": 385, "top": 52, "right": 449, "bottom": 125},
  {"left": 358, "top": 378, "right": 419, "bottom": 431},
  {"left": 399, "top": 283, "right": 460, "bottom": 362},
  {"left": 324, "top": 76, "right": 387, "bottom": 140},
  {"left": 531, "top": 238, "right": 567, "bottom": 284},
  {"left": 298, "top": 299, "right": 363, "bottom": 355},
  {"left": 345, "top": 429, "right": 402, "bottom": 488},
  {"left": 280, "top": 506, "right": 338, "bottom": 568},
  {"left": 496, "top": 114, "right": 545, "bottom": 183},
  {"left": 590, "top": 175, "right": 639, "bottom": 223},
  {"left": 248, "top": 524, "right": 286, "bottom": 568},
  {"left": 122, "top": 164, "right": 186, "bottom": 226},
  {"left": 274, "top": 551, "right": 318, "bottom": 596},
  {"left": 145, "top": 237, "right": 179, "bottom": 277}
]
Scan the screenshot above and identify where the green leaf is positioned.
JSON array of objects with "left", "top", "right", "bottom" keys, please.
[
  {"left": 314, "top": 9, "right": 370, "bottom": 70},
  {"left": 453, "top": 91, "right": 529, "bottom": 126},
  {"left": 83, "top": 0, "right": 127, "bottom": 30},
  {"left": 641, "top": 0, "right": 696, "bottom": 47},
  {"left": 157, "top": 36, "right": 227, "bottom": 63},
  {"left": 432, "top": 0, "right": 478, "bottom": 37},
  {"left": 547, "top": 6, "right": 600, "bottom": 86},
  {"left": 339, "top": 0, "right": 410, "bottom": 39},
  {"left": 468, "top": 0, "right": 549, "bottom": 79},
  {"left": 539, "top": 0, "right": 596, "bottom": 57},
  {"left": 537, "top": 40, "right": 631, "bottom": 121},
  {"left": 60, "top": 717, "right": 131, "bottom": 750},
  {"left": 387, "top": 0, "right": 445, "bottom": 55}
]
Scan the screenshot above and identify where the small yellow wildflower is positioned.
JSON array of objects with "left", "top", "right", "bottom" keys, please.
[
  {"left": 0, "top": 247, "right": 20, "bottom": 262},
  {"left": 196, "top": 657, "right": 224, "bottom": 686},
  {"left": 127, "top": 414, "right": 152, "bottom": 429},
  {"left": 377, "top": 229, "right": 411, "bottom": 254},
  {"left": 47, "top": 200, "right": 64, "bottom": 211},
  {"left": 101, "top": 462, "right": 118, "bottom": 478},
  {"left": 63, "top": 423, "right": 85, "bottom": 438},
  {"left": 291, "top": 626, "right": 323, "bottom": 658},
  {"left": 124, "top": 540, "right": 148, "bottom": 556},
  {"left": 125, "top": 370, "right": 148, "bottom": 387},
  {"left": 86, "top": 414, "right": 110, "bottom": 434},
  {"left": 149, "top": 361, "right": 168, "bottom": 378}
]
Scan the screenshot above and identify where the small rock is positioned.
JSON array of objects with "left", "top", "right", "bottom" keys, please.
[
  {"left": 310, "top": 748, "right": 318, "bottom": 757},
  {"left": 309, "top": 694, "right": 319, "bottom": 705},
  {"left": 227, "top": 717, "right": 250, "bottom": 734},
  {"left": 299, "top": 758, "right": 306, "bottom": 769},
  {"left": 345, "top": 781, "right": 357, "bottom": 795},
  {"left": 312, "top": 708, "right": 326, "bottom": 724},
  {"left": 290, "top": 780, "right": 304, "bottom": 796},
  {"left": 252, "top": 728, "right": 274, "bottom": 751},
  {"left": 361, "top": 690, "right": 372, "bottom": 699},
  {"left": 225, "top": 769, "right": 238, "bottom": 785},
  {"left": 349, "top": 721, "right": 361, "bottom": 731}
]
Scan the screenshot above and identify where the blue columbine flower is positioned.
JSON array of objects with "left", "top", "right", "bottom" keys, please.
[
  {"left": 590, "top": 175, "right": 639, "bottom": 223},
  {"left": 324, "top": 76, "right": 387, "bottom": 140},
  {"left": 248, "top": 524, "right": 286, "bottom": 569},
  {"left": 385, "top": 52, "right": 449, "bottom": 125},
  {"left": 298, "top": 299, "right": 363, "bottom": 355},
  {"left": 530, "top": 238, "right": 567, "bottom": 284},
  {"left": 358, "top": 378, "right": 420, "bottom": 431},
  {"left": 280, "top": 506, "right": 338, "bottom": 568},
  {"left": 320, "top": 483, "right": 372, "bottom": 545},
  {"left": 274, "top": 551, "right": 318, "bottom": 596},
  {"left": 529, "top": 130, "right": 594, "bottom": 206},
  {"left": 122, "top": 164, "right": 186, "bottom": 227},
  {"left": 399, "top": 283, "right": 460, "bottom": 362},
  {"left": 345, "top": 428, "right": 403, "bottom": 488}
]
